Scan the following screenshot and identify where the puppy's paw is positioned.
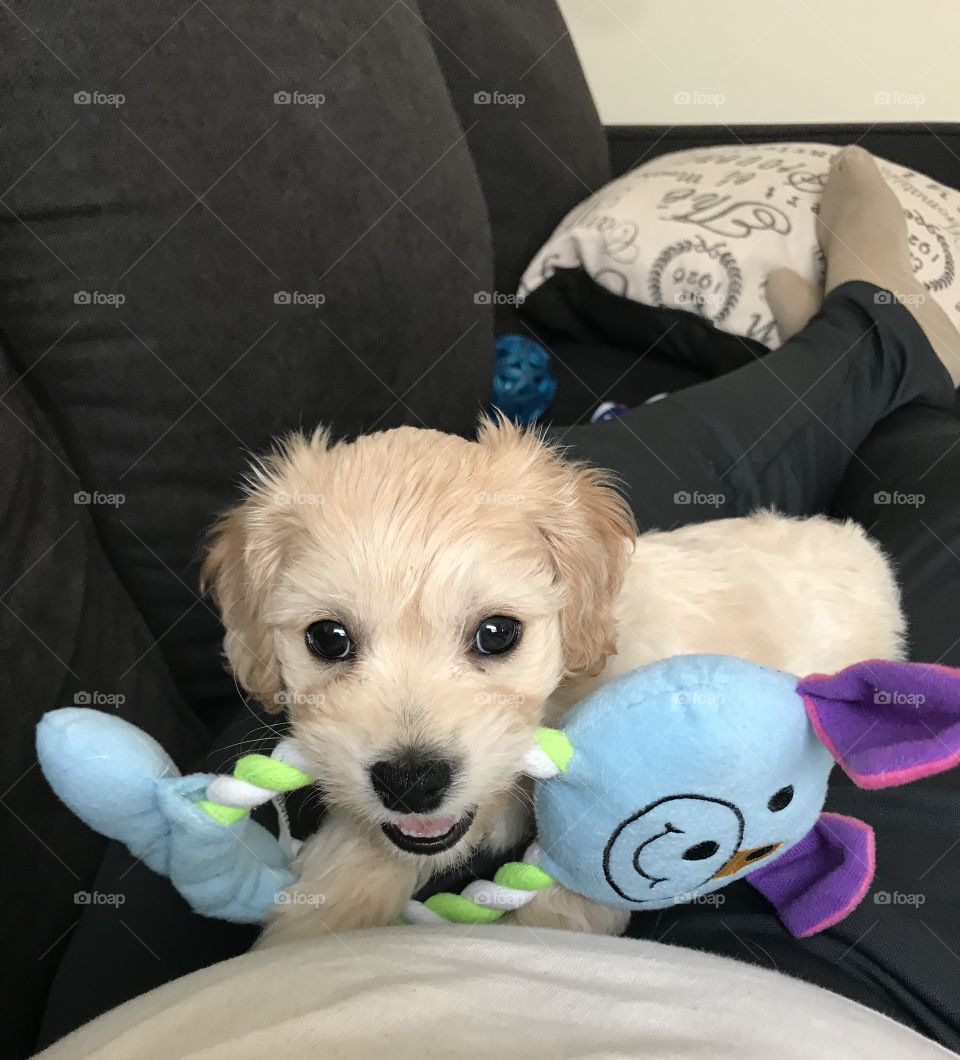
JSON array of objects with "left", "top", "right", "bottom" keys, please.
[
  {"left": 504, "top": 883, "right": 630, "bottom": 936},
  {"left": 255, "top": 812, "right": 420, "bottom": 948}
]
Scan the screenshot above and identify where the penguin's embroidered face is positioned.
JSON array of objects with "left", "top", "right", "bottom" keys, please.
[
  {"left": 533, "top": 655, "right": 835, "bottom": 911},
  {"left": 602, "top": 791, "right": 789, "bottom": 903}
]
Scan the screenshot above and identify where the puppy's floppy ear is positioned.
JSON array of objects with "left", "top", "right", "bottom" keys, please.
[
  {"left": 478, "top": 416, "right": 636, "bottom": 678},
  {"left": 201, "top": 504, "right": 285, "bottom": 712},
  {"left": 201, "top": 429, "right": 330, "bottom": 713}
]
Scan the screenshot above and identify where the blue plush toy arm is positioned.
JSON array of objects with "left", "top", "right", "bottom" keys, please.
[{"left": 37, "top": 708, "right": 304, "bottom": 923}]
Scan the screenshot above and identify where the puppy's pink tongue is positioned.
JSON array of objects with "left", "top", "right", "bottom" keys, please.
[{"left": 395, "top": 814, "right": 456, "bottom": 838}]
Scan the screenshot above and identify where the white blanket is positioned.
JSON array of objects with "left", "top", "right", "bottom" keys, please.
[{"left": 37, "top": 926, "right": 951, "bottom": 1059}]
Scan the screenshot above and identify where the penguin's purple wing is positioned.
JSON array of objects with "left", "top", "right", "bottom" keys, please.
[{"left": 745, "top": 812, "right": 875, "bottom": 937}]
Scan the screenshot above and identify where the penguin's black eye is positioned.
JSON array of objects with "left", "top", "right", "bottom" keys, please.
[
  {"left": 682, "top": 840, "right": 720, "bottom": 861},
  {"left": 473, "top": 615, "right": 522, "bottom": 656},
  {"left": 768, "top": 785, "right": 794, "bottom": 812},
  {"left": 305, "top": 620, "right": 354, "bottom": 661}
]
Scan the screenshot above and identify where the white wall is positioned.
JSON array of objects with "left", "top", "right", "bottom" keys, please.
[{"left": 557, "top": 0, "right": 960, "bottom": 125}]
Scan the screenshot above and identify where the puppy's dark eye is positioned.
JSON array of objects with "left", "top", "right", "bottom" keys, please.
[
  {"left": 768, "top": 785, "right": 794, "bottom": 812},
  {"left": 473, "top": 615, "right": 522, "bottom": 656},
  {"left": 305, "top": 620, "right": 354, "bottom": 661}
]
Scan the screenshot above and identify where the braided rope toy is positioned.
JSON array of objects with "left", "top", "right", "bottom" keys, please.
[
  {"left": 194, "top": 729, "right": 567, "bottom": 925},
  {"left": 401, "top": 843, "right": 555, "bottom": 925},
  {"left": 198, "top": 738, "right": 315, "bottom": 825},
  {"left": 195, "top": 728, "right": 569, "bottom": 925}
]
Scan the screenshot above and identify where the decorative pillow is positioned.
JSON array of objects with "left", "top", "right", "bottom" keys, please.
[{"left": 519, "top": 143, "right": 960, "bottom": 348}]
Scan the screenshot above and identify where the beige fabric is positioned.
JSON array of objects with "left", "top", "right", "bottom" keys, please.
[{"left": 38, "top": 926, "right": 951, "bottom": 1059}]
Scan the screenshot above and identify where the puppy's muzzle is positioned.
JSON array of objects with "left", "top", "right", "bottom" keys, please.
[{"left": 371, "top": 752, "right": 474, "bottom": 855}]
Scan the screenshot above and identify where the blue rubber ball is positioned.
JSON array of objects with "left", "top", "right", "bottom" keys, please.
[{"left": 492, "top": 334, "right": 557, "bottom": 423}]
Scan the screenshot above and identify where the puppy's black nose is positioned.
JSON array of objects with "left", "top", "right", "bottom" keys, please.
[{"left": 369, "top": 755, "right": 453, "bottom": 813}]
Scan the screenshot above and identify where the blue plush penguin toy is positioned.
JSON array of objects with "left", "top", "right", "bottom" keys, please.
[{"left": 536, "top": 655, "right": 833, "bottom": 912}]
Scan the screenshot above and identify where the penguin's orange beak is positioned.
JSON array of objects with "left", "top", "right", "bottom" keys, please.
[{"left": 712, "top": 841, "right": 782, "bottom": 878}]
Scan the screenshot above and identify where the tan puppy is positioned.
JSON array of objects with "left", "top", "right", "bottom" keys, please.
[{"left": 202, "top": 420, "right": 903, "bottom": 944}]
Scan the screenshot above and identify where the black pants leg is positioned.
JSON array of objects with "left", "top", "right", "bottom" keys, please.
[{"left": 554, "top": 281, "right": 955, "bottom": 530}]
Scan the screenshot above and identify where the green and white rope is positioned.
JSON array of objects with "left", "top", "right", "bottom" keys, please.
[
  {"left": 402, "top": 843, "right": 555, "bottom": 925},
  {"left": 195, "top": 725, "right": 572, "bottom": 919},
  {"left": 197, "top": 739, "right": 315, "bottom": 825}
]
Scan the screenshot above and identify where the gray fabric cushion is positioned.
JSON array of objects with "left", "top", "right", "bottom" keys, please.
[
  {"left": 419, "top": 1, "right": 611, "bottom": 304},
  {"left": 1, "top": 348, "right": 208, "bottom": 1057}
]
